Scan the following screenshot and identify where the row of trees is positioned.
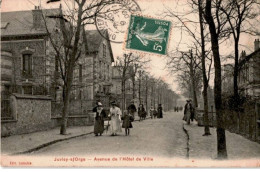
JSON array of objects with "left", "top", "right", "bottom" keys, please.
[
  {"left": 44, "top": 0, "right": 179, "bottom": 135},
  {"left": 116, "top": 53, "right": 179, "bottom": 112},
  {"left": 165, "top": 0, "right": 259, "bottom": 159}
]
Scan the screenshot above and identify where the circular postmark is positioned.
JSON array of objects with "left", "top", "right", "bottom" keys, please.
[{"left": 95, "top": 0, "right": 142, "bottom": 43}]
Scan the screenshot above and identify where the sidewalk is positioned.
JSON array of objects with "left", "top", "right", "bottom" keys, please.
[
  {"left": 1, "top": 117, "right": 150, "bottom": 156},
  {"left": 1, "top": 125, "right": 94, "bottom": 155},
  {"left": 184, "top": 121, "right": 260, "bottom": 160}
]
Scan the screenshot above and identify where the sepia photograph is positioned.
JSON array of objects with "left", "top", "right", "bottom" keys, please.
[{"left": 0, "top": 0, "right": 260, "bottom": 167}]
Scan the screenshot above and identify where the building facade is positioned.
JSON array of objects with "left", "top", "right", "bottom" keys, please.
[
  {"left": 238, "top": 39, "right": 260, "bottom": 98},
  {"left": 1, "top": 7, "right": 60, "bottom": 119},
  {"left": 222, "top": 63, "right": 234, "bottom": 96},
  {"left": 1, "top": 7, "right": 114, "bottom": 119},
  {"left": 69, "top": 30, "right": 114, "bottom": 114}
]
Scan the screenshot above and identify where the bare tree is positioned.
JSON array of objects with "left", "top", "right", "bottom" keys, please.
[
  {"left": 45, "top": 0, "right": 116, "bottom": 135},
  {"left": 197, "top": 0, "right": 212, "bottom": 136},
  {"left": 116, "top": 53, "right": 138, "bottom": 111},
  {"left": 129, "top": 56, "right": 150, "bottom": 100},
  {"left": 163, "top": 1, "right": 213, "bottom": 135},
  {"left": 204, "top": 0, "right": 228, "bottom": 159},
  {"left": 167, "top": 49, "right": 202, "bottom": 109},
  {"left": 219, "top": 0, "right": 260, "bottom": 105}
]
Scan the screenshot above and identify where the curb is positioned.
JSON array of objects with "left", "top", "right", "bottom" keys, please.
[
  {"left": 182, "top": 124, "right": 190, "bottom": 159},
  {"left": 11, "top": 131, "right": 94, "bottom": 155}
]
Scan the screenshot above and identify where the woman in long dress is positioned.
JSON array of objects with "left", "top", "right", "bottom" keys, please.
[
  {"left": 158, "top": 104, "right": 163, "bottom": 118},
  {"left": 109, "top": 101, "right": 122, "bottom": 136},
  {"left": 93, "top": 102, "right": 106, "bottom": 136}
]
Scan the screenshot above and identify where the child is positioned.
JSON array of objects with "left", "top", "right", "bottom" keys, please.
[{"left": 121, "top": 111, "right": 134, "bottom": 136}]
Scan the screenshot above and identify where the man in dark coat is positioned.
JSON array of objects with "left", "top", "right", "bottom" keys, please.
[
  {"left": 183, "top": 99, "right": 193, "bottom": 124},
  {"left": 138, "top": 104, "right": 146, "bottom": 121},
  {"left": 127, "top": 100, "right": 137, "bottom": 118},
  {"left": 158, "top": 104, "right": 163, "bottom": 118}
]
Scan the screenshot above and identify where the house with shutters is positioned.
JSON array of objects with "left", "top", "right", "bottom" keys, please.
[
  {"left": 68, "top": 30, "right": 114, "bottom": 115},
  {"left": 1, "top": 7, "right": 60, "bottom": 120}
]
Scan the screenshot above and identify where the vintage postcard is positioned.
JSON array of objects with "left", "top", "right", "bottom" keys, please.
[{"left": 1, "top": 0, "right": 260, "bottom": 168}]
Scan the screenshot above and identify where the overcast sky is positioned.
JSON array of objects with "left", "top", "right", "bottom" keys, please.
[{"left": 1, "top": 0, "right": 258, "bottom": 94}]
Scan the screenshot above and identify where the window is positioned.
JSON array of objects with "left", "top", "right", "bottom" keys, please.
[
  {"left": 79, "top": 64, "right": 82, "bottom": 82},
  {"left": 22, "top": 54, "right": 32, "bottom": 76},
  {"left": 103, "top": 44, "right": 106, "bottom": 58}
]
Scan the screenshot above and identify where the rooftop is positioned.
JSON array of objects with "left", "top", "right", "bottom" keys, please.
[{"left": 1, "top": 8, "right": 60, "bottom": 37}]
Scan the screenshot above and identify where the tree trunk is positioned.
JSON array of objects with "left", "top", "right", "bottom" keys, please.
[
  {"left": 233, "top": 38, "right": 239, "bottom": 106},
  {"left": 198, "top": 0, "right": 211, "bottom": 136},
  {"left": 60, "top": 64, "right": 73, "bottom": 135},
  {"left": 132, "top": 76, "right": 136, "bottom": 99},
  {"left": 204, "top": 0, "right": 227, "bottom": 159},
  {"left": 138, "top": 77, "right": 141, "bottom": 104},
  {"left": 190, "top": 50, "right": 198, "bottom": 108},
  {"left": 145, "top": 77, "right": 148, "bottom": 111},
  {"left": 122, "top": 80, "right": 126, "bottom": 112}
]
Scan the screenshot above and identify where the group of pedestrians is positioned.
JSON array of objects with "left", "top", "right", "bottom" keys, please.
[
  {"left": 149, "top": 104, "right": 163, "bottom": 119},
  {"left": 93, "top": 101, "right": 125, "bottom": 136},
  {"left": 93, "top": 100, "right": 163, "bottom": 136}
]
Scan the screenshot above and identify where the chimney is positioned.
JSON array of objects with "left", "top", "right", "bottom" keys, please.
[
  {"left": 240, "top": 50, "right": 246, "bottom": 60},
  {"left": 254, "top": 39, "right": 260, "bottom": 51},
  {"left": 32, "top": 6, "right": 43, "bottom": 30}
]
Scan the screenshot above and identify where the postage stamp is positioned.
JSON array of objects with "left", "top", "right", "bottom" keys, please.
[{"left": 125, "top": 15, "right": 171, "bottom": 55}]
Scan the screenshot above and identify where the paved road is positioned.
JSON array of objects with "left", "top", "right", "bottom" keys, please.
[{"left": 31, "top": 111, "right": 187, "bottom": 158}]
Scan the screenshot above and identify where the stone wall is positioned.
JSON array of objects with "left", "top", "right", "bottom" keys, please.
[
  {"left": 1, "top": 94, "right": 52, "bottom": 137},
  {"left": 1, "top": 94, "right": 95, "bottom": 137}
]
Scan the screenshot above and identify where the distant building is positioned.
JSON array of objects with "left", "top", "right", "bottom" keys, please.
[
  {"left": 81, "top": 30, "right": 114, "bottom": 111},
  {"left": 111, "top": 65, "right": 133, "bottom": 110},
  {"left": 238, "top": 39, "right": 260, "bottom": 98},
  {"left": 222, "top": 63, "right": 234, "bottom": 96}
]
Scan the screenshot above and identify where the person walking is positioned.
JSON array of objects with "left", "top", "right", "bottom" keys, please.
[
  {"left": 150, "top": 106, "right": 155, "bottom": 119},
  {"left": 127, "top": 100, "right": 137, "bottom": 120},
  {"left": 109, "top": 101, "right": 122, "bottom": 136},
  {"left": 158, "top": 104, "right": 163, "bottom": 118},
  {"left": 93, "top": 102, "right": 106, "bottom": 136},
  {"left": 189, "top": 100, "right": 195, "bottom": 122},
  {"left": 153, "top": 108, "right": 158, "bottom": 119},
  {"left": 183, "top": 99, "right": 193, "bottom": 125},
  {"left": 121, "top": 110, "right": 134, "bottom": 136},
  {"left": 138, "top": 104, "right": 146, "bottom": 121}
]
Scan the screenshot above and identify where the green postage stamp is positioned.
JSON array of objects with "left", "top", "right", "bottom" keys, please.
[{"left": 126, "top": 15, "right": 171, "bottom": 55}]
